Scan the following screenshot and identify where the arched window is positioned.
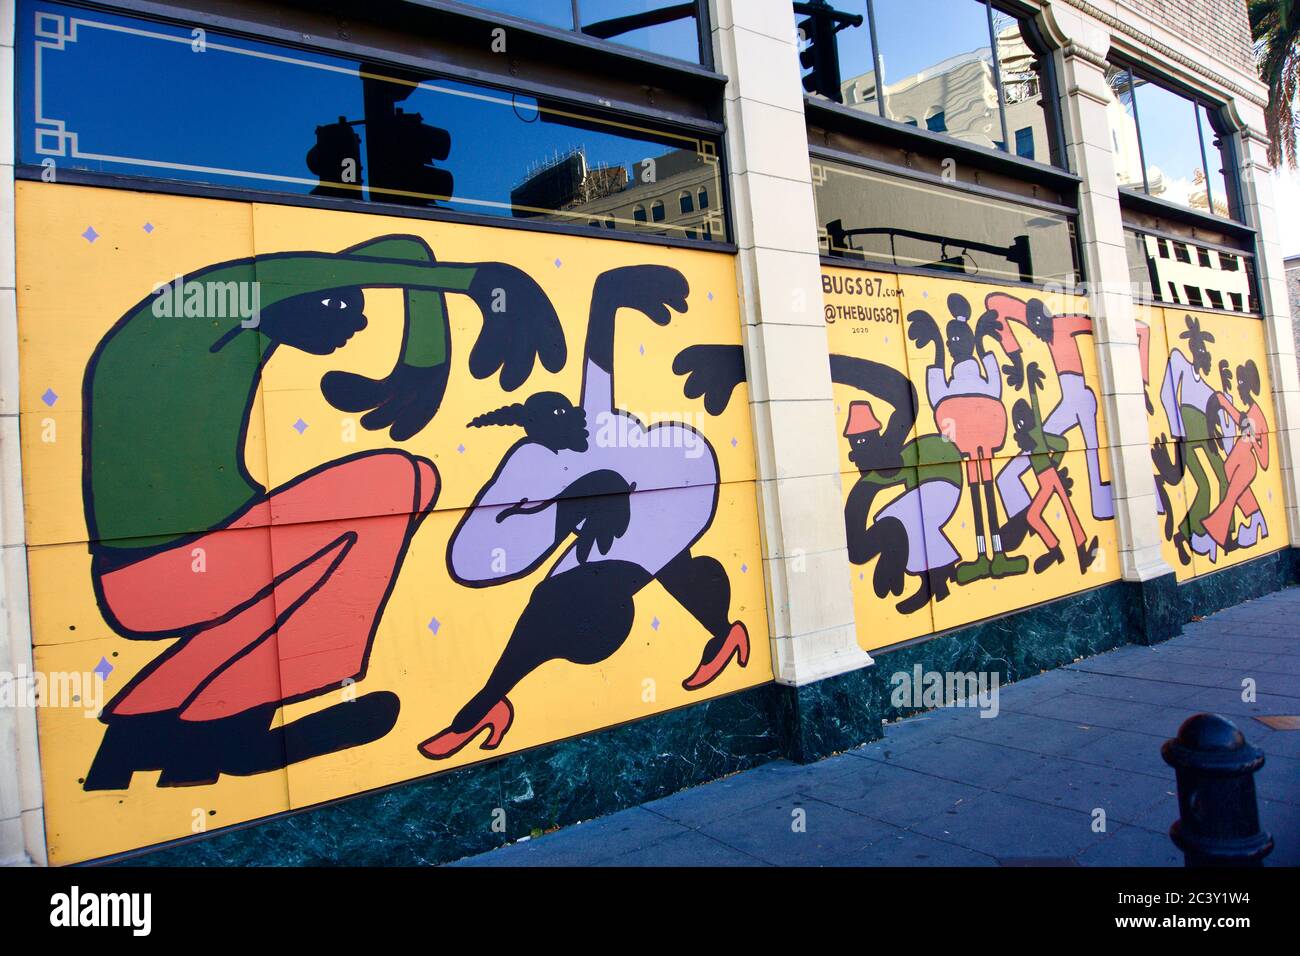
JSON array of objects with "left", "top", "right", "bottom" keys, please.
[
  {"left": 633, "top": 204, "right": 647, "bottom": 223},
  {"left": 651, "top": 200, "right": 665, "bottom": 222},
  {"left": 697, "top": 188, "right": 709, "bottom": 210},
  {"left": 679, "top": 191, "right": 694, "bottom": 214}
]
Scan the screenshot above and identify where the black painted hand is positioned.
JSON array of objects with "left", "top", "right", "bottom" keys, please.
[
  {"left": 593, "top": 265, "right": 689, "bottom": 327},
  {"left": 260, "top": 288, "right": 367, "bottom": 354},
  {"left": 466, "top": 263, "right": 567, "bottom": 392},
  {"left": 555, "top": 469, "right": 635, "bottom": 563},
  {"left": 321, "top": 362, "right": 449, "bottom": 442},
  {"left": 1026, "top": 360, "right": 1046, "bottom": 393},
  {"left": 672, "top": 343, "right": 747, "bottom": 416},
  {"left": 906, "top": 310, "right": 941, "bottom": 352},
  {"left": 1003, "top": 351, "right": 1026, "bottom": 391}
]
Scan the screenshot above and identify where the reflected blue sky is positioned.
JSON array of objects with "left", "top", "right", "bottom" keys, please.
[{"left": 18, "top": 1, "right": 705, "bottom": 219}]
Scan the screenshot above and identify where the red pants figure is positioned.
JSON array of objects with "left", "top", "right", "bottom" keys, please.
[{"left": 84, "top": 450, "right": 437, "bottom": 789}]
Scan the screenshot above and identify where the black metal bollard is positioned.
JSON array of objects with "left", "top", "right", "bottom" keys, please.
[{"left": 1161, "top": 713, "right": 1273, "bottom": 867}]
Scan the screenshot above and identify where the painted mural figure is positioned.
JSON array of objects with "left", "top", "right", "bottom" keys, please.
[
  {"left": 986, "top": 293, "right": 1115, "bottom": 525},
  {"left": 424, "top": 265, "right": 749, "bottom": 759},
  {"left": 81, "top": 235, "right": 565, "bottom": 789},
  {"left": 908, "top": 294, "right": 1028, "bottom": 584},
  {"left": 1012, "top": 362, "right": 1099, "bottom": 574},
  {"left": 1203, "top": 360, "right": 1271, "bottom": 552},
  {"left": 1160, "top": 315, "right": 1232, "bottom": 561},
  {"left": 831, "top": 354, "right": 962, "bottom": 614},
  {"left": 1137, "top": 318, "right": 1191, "bottom": 561}
]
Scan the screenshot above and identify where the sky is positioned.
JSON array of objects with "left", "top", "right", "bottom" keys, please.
[{"left": 1273, "top": 167, "right": 1300, "bottom": 259}]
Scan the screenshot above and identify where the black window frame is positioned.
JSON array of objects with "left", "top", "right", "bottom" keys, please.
[
  {"left": 810, "top": 144, "right": 1086, "bottom": 290},
  {"left": 432, "top": 0, "right": 715, "bottom": 69},
  {"left": 1124, "top": 223, "right": 1262, "bottom": 317},
  {"left": 1108, "top": 55, "right": 1245, "bottom": 225},
  {"left": 13, "top": 0, "right": 737, "bottom": 253},
  {"left": 797, "top": 0, "right": 1068, "bottom": 172}
]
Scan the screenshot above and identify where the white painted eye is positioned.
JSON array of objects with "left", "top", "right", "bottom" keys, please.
[
  {"left": 339, "top": 300, "right": 348, "bottom": 309},
  {"left": 321, "top": 298, "right": 331, "bottom": 307}
]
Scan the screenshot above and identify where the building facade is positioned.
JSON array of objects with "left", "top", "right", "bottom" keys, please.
[{"left": 1, "top": 0, "right": 1296, "bottom": 867}]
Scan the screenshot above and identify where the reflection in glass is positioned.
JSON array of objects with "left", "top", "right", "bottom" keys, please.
[
  {"left": 579, "top": 0, "right": 702, "bottom": 62},
  {"left": 1125, "top": 229, "right": 1258, "bottom": 312},
  {"left": 873, "top": 0, "right": 1000, "bottom": 152},
  {"left": 1105, "top": 62, "right": 1237, "bottom": 219},
  {"left": 1104, "top": 65, "right": 1146, "bottom": 191},
  {"left": 813, "top": 158, "right": 1080, "bottom": 285},
  {"left": 460, "top": 1, "right": 575, "bottom": 29},
  {"left": 17, "top": 1, "right": 724, "bottom": 241},
  {"left": 1132, "top": 77, "right": 1215, "bottom": 215},
  {"left": 794, "top": 0, "right": 873, "bottom": 107},
  {"left": 993, "top": 8, "right": 1054, "bottom": 164}
]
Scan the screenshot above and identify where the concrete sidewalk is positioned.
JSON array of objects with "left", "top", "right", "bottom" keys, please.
[{"left": 450, "top": 588, "right": 1300, "bottom": 867}]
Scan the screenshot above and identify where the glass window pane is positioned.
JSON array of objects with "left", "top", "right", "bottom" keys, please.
[
  {"left": 1104, "top": 65, "right": 1145, "bottom": 191},
  {"left": 458, "top": 1, "right": 576, "bottom": 29},
  {"left": 873, "top": 0, "right": 1002, "bottom": 151},
  {"left": 792, "top": 0, "right": 875, "bottom": 111},
  {"left": 1131, "top": 76, "right": 1216, "bottom": 216},
  {"left": 1198, "top": 104, "right": 1234, "bottom": 218},
  {"left": 17, "top": 2, "right": 726, "bottom": 241},
  {"left": 1123, "top": 229, "right": 1259, "bottom": 312},
  {"left": 579, "top": 1, "right": 702, "bottom": 63},
  {"left": 813, "top": 158, "right": 1080, "bottom": 285},
  {"left": 992, "top": 8, "right": 1055, "bottom": 165}
]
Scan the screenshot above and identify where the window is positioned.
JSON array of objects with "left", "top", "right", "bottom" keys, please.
[
  {"left": 794, "top": 1, "right": 1062, "bottom": 165},
  {"left": 17, "top": 2, "right": 726, "bottom": 243},
  {"left": 679, "top": 191, "right": 694, "bottom": 214},
  {"left": 1105, "top": 62, "right": 1238, "bottom": 220},
  {"left": 1014, "top": 126, "right": 1034, "bottom": 159},
  {"left": 651, "top": 200, "right": 666, "bottom": 222},
  {"left": 813, "top": 156, "right": 1081, "bottom": 285},
  {"left": 633, "top": 204, "right": 647, "bottom": 222},
  {"left": 698, "top": 187, "right": 709, "bottom": 209},
  {"left": 460, "top": 1, "right": 706, "bottom": 64},
  {"left": 1124, "top": 228, "right": 1259, "bottom": 312}
]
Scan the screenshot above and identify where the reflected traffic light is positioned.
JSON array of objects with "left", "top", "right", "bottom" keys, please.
[
  {"left": 794, "top": 1, "right": 864, "bottom": 102},
  {"left": 307, "top": 116, "right": 364, "bottom": 199}
]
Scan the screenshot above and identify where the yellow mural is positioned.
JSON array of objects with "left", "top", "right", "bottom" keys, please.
[
  {"left": 1140, "top": 305, "right": 1289, "bottom": 579},
  {"left": 824, "top": 267, "right": 1120, "bottom": 650},
  {"left": 16, "top": 181, "right": 772, "bottom": 864}
]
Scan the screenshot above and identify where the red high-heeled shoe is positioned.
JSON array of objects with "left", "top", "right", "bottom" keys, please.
[
  {"left": 418, "top": 698, "right": 515, "bottom": 760},
  {"left": 682, "top": 622, "right": 749, "bottom": 691}
]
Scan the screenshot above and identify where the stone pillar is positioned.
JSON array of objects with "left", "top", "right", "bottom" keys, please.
[
  {"left": 0, "top": 0, "right": 47, "bottom": 866},
  {"left": 1046, "top": 6, "right": 1181, "bottom": 642},
  {"left": 709, "top": 0, "right": 874, "bottom": 759}
]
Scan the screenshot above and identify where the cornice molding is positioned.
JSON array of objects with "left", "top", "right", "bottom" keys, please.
[{"left": 1059, "top": 0, "right": 1267, "bottom": 108}]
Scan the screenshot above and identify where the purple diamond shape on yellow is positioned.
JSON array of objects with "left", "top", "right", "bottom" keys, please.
[
  {"left": 707, "top": 292, "right": 714, "bottom": 301},
  {"left": 293, "top": 418, "right": 308, "bottom": 434},
  {"left": 740, "top": 563, "right": 748, "bottom": 574},
  {"left": 554, "top": 258, "right": 562, "bottom": 268},
  {"left": 730, "top": 437, "right": 738, "bottom": 448},
  {"left": 428, "top": 617, "right": 441, "bottom": 635},
  {"left": 651, "top": 617, "right": 660, "bottom": 631},
  {"left": 82, "top": 226, "right": 99, "bottom": 243},
  {"left": 457, "top": 444, "right": 465, "bottom": 454},
  {"left": 41, "top": 388, "right": 58, "bottom": 407},
  {"left": 142, "top": 222, "right": 155, "bottom": 234},
  {"left": 93, "top": 656, "right": 114, "bottom": 681}
]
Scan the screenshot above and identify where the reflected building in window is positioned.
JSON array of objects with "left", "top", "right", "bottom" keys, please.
[
  {"left": 838, "top": 22, "right": 1050, "bottom": 163},
  {"left": 510, "top": 145, "right": 721, "bottom": 240}
]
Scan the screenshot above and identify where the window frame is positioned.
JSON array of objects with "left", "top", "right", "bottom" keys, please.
[
  {"left": 1124, "top": 222, "right": 1262, "bottom": 317},
  {"left": 428, "top": 0, "right": 715, "bottom": 70},
  {"left": 810, "top": 143, "right": 1086, "bottom": 290},
  {"left": 14, "top": 0, "right": 737, "bottom": 253},
  {"left": 1108, "top": 54, "right": 1245, "bottom": 225},
  {"left": 802, "top": 0, "right": 1068, "bottom": 173}
]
